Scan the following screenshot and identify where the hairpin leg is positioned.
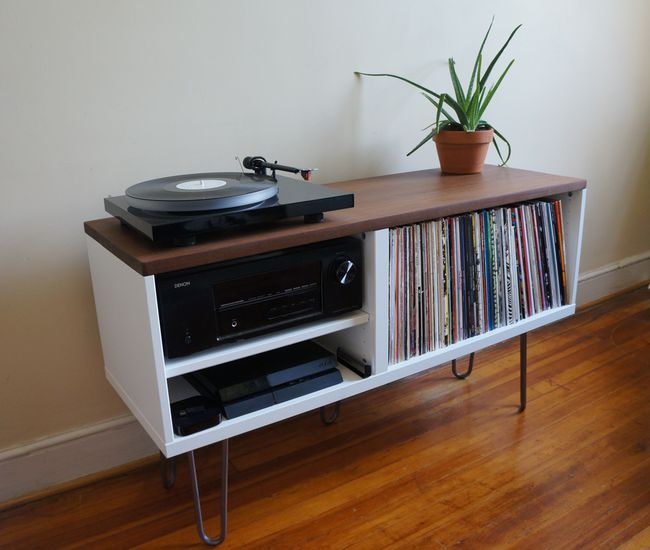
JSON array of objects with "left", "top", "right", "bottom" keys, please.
[
  {"left": 160, "top": 452, "right": 176, "bottom": 489},
  {"left": 319, "top": 401, "right": 341, "bottom": 425},
  {"left": 519, "top": 333, "right": 527, "bottom": 412},
  {"left": 187, "top": 439, "right": 229, "bottom": 546},
  {"left": 451, "top": 352, "right": 475, "bottom": 379}
]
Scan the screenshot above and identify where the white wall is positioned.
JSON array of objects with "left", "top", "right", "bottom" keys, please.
[{"left": 0, "top": 0, "right": 648, "bottom": 476}]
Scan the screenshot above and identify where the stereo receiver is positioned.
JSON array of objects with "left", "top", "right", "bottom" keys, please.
[{"left": 156, "top": 237, "right": 362, "bottom": 358}]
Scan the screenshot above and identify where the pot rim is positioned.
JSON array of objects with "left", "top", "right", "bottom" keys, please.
[{"left": 434, "top": 127, "right": 494, "bottom": 145}]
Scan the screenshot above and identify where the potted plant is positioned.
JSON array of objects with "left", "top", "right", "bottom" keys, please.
[{"left": 356, "top": 19, "right": 521, "bottom": 174}]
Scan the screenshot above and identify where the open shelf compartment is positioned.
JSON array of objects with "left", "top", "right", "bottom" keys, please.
[
  {"left": 165, "top": 361, "right": 363, "bottom": 456},
  {"left": 164, "top": 310, "right": 369, "bottom": 378}
]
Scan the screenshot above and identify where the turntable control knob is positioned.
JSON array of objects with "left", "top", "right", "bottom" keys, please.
[{"left": 333, "top": 258, "right": 357, "bottom": 285}]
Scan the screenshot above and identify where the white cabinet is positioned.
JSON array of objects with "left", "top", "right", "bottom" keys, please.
[{"left": 86, "top": 188, "right": 586, "bottom": 459}]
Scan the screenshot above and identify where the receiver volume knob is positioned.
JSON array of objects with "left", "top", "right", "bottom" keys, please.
[{"left": 333, "top": 258, "right": 357, "bottom": 285}]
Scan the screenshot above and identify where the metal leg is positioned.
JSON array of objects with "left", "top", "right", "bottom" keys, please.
[
  {"left": 160, "top": 452, "right": 176, "bottom": 489},
  {"left": 519, "top": 333, "right": 527, "bottom": 412},
  {"left": 319, "top": 401, "right": 341, "bottom": 425},
  {"left": 451, "top": 352, "right": 475, "bottom": 379},
  {"left": 187, "top": 439, "right": 229, "bottom": 546}
]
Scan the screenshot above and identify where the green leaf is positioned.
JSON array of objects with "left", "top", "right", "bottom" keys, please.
[
  {"left": 479, "top": 24, "right": 522, "bottom": 88},
  {"left": 408, "top": 119, "right": 458, "bottom": 157},
  {"left": 406, "top": 128, "right": 436, "bottom": 156},
  {"left": 356, "top": 71, "right": 470, "bottom": 128},
  {"left": 492, "top": 135, "right": 504, "bottom": 164},
  {"left": 435, "top": 93, "right": 446, "bottom": 133},
  {"left": 467, "top": 17, "right": 493, "bottom": 102},
  {"left": 465, "top": 86, "right": 482, "bottom": 129},
  {"left": 356, "top": 22, "right": 518, "bottom": 162},
  {"left": 448, "top": 59, "right": 465, "bottom": 106},
  {"left": 421, "top": 93, "right": 457, "bottom": 124},
  {"left": 478, "top": 59, "right": 514, "bottom": 120},
  {"left": 490, "top": 125, "right": 512, "bottom": 165},
  {"left": 423, "top": 119, "right": 460, "bottom": 132},
  {"left": 355, "top": 72, "right": 439, "bottom": 97},
  {"left": 426, "top": 92, "right": 469, "bottom": 128}
]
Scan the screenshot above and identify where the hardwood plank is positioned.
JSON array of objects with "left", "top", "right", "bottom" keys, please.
[
  {"left": 226, "top": 350, "right": 650, "bottom": 549},
  {"left": 0, "top": 287, "right": 647, "bottom": 549},
  {"left": 615, "top": 524, "right": 650, "bottom": 550}
]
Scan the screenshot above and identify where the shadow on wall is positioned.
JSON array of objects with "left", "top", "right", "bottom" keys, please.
[
  {"left": 0, "top": 255, "right": 126, "bottom": 449},
  {"left": 613, "top": 129, "right": 650, "bottom": 256},
  {"left": 302, "top": 77, "right": 414, "bottom": 185}
]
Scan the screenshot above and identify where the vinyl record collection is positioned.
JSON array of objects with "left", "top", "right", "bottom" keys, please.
[{"left": 388, "top": 199, "right": 567, "bottom": 364}]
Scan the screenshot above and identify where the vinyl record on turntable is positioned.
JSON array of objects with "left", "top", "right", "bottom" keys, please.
[
  {"left": 105, "top": 156, "right": 355, "bottom": 244},
  {"left": 125, "top": 172, "right": 279, "bottom": 212}
]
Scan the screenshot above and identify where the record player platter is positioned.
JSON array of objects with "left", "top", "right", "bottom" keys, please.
[
  {"left": 125, "top": 172, "right": 279, "bottom": 212},
  {"left": 104, "top": 156, "right": 354, "bottom": 246}
]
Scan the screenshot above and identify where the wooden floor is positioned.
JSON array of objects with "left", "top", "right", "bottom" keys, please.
[{"left": 1, "top": 288, "right": 649, "bottom": 549}]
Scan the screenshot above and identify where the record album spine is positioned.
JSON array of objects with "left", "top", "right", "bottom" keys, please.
[{"left": 386, "top": 198, "right": 569, "bottom": 365}]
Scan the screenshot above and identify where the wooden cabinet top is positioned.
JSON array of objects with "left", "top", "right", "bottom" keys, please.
[{"left": 84, "top": 165, "right": 586, "bottom": 276}]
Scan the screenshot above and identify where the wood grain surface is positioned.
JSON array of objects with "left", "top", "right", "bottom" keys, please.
[
  {"left": 84, "top": 165, "right": 586, "bottom": 275},
  {"left": 1, "top": 287, "right": 647, "bottom": 549}
]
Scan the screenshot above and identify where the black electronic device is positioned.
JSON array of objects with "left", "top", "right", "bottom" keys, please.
[
  {"left": 168, "top": 377, "right": 221, "bottom": 435},
  {"left": 104, "top": 156, "right": 353, "bottom": 245},
  {"left": 336, "top": 347, "right": 372, "bottom": 378},
  {"left": 185, "top": 341, "right": 342, "bottom": 419},
  {"left": 156, "top": 237, "right": 362, "bottom": 358}
]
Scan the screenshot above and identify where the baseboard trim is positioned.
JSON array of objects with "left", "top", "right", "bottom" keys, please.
[
  {"left": 0, "top": 416, "right": 157, "bottom": 504},
  {"left": 0, "top": 454, "right": 158, "bottom": 513},
  {"left": 576, "top": 280, "right": 649, "bottom": 312},
  {"left": 0, "top": 415, "right": 133, "bottom": 462},
  {"left": 576, "top": 251, "right": 650, "bottom": 306}
]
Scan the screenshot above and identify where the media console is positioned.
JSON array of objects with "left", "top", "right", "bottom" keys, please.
[{"left": 85, "top": 165, "right": 586, "bottom": 546}]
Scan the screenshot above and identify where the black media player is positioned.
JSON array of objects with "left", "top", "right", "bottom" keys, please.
[{"left": 185, "top": 341, "right": 342, "bottom": 419}]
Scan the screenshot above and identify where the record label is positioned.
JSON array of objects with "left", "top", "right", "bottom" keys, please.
[{"left": 175, "top": 179, "right": 228, "bottom": 191}]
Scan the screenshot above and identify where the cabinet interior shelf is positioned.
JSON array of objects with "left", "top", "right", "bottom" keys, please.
[
  {"left": 164, "top": 310, "right": 369, "bottom": 378},
  {"left": 168, "top": 362, "right": 363, "bottom": 454}
]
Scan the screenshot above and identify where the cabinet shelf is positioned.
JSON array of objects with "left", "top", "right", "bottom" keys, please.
[
  {"left": 386, "top": 304, "right": 575, "bottom": 376},
  {"left": 166, "top": 362, "right": 364, "bottom": 455},
  {"left": 164, "top": 310, "right": 369, "bottom": 378}
]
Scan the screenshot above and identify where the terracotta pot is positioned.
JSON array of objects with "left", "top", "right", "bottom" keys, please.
[{"left": 433, "top": 128, "right": 494, "bottom": 175}]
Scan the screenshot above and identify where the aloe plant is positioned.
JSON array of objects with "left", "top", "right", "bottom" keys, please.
[{"left": 356, "top": 19, "right": 521, "bottom": 165}]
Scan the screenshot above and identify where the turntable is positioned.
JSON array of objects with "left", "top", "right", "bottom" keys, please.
[{"left": 104, "top": 156, "right": 354, "bottom": 245}]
